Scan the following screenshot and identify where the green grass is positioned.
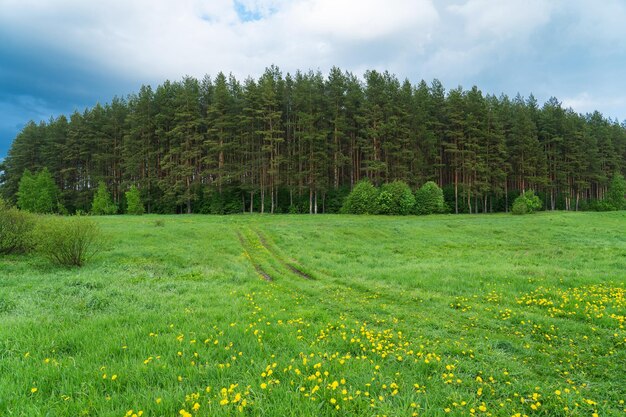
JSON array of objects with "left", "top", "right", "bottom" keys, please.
[{"left": 1, "top": 212, "right": 625, "bottom": 417}]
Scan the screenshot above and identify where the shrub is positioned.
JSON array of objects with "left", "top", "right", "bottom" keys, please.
[
  {"left": 91, "top": 181, "right": 117, "bottom": 215},
  {"left": 340, "top": 179, "right": 379, "bottom": 214},
  {"left": 0, "top": 199, "right": 35, "bottom": 254},
  {"left": 376, "top": 181, "right": 415, "bottom": 215},
  {"left": 35, "top": 216, "right": 105, "bottom": 267},
  {"left": 414, "top": 181, "right": 445, "bottom": 215},
  {"left": 606, "top": 172, "right": 626, "bottom": 210},
  {"left": 588, "top": 199, "right": 615, "bottom": 212},
  {"left": 511, "top": 198, "right": 528, "bottom": 215},
  {"left": 125, "top": 185, "right": 144, "bottom": 215},
  {"left": 511, "top": 190, "right": 542, "bottom": 215}
]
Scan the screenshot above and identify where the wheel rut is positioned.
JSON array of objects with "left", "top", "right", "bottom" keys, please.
[
  {"left": 236, "top": 231, "right": 273, "bottom": 282},
  {"left": 253, "top": 229, "right": 314, "bottom": 280}
]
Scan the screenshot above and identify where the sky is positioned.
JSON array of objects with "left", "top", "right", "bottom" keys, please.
[{"left": 1, "top": 0, "right": 626, "bottom": 158}]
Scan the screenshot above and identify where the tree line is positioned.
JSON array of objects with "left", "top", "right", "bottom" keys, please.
[{"left": 1, "top": 66, "right": 625, "bottom": 214}]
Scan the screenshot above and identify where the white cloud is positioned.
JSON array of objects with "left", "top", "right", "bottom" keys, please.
[
  {"left": 0, "top": 0, "right": 625, "bottom": 121},
  {"left": 447, "top": 0, "right": 556, "bottom": 40},
  {"left": 289, "top": 0, "right": 438, "bottom": 41},
  {"left": 562, "top": 92, "right": 626, "bottom": 117},
  {"left": 0, "top": 0, "right": 439, "bottom": 81}
]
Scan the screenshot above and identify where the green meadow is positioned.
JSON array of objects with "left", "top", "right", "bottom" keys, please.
[{"left": 1, "top": 212, "right": 625, "bottom": 417}]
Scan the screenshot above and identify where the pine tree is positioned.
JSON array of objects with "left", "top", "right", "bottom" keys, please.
[{"left": 2, "top": 68, "right": 625, "bottom": 215}]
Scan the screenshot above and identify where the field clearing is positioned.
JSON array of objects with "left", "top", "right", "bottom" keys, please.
[{"left": 1, "top": 212, "right": 625, "bottom": 416}]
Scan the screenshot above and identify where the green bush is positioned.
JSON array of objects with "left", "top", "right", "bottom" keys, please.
[
  {"left": 511, "top": 190, "right": 542, "bottom": 215},
  {"left": 0, "top": 199, "right": 35, "bottom": 254},
  {"left": 414, "top": 181, "right": 445, "bottom": 215},
  {"left": 125, "top": 185, "right": 144, "bottom": 215},
  {"left": 377, "top": 181, "right": 415, "bottom": 215},
  {"left": 91, "top": 181, "right": 117, "bottom": 215},
  {"left": 35, "top": 216, "right": 105, "bottom": 267},
  {"left": 340, "top": 179, "right": 379, "bottom": 214},
  {"left": 511, "top": 198, "right": 528, "bottom": 215},
  {"left": 606, "top": 172, "right": 626, "bottom": 210},
  {"left": 588, "top": 199, "right": 615, "bottom": 212}
]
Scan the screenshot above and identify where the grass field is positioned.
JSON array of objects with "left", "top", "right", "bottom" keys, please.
[{"left": 1, "top": 212, "right": 625, "bottom": 417}]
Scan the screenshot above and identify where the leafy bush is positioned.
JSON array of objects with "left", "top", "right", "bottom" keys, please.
[
  {"left": 414, "top": 181, "right": 446, "bottom": 215},
  {"left": 0, "top": 199, "right": 35, "bottom": 254},
  {"left": 511, "top": 198, "right": 528, "bottom": 215},
  {"left": 35, "top": 216, "right": 105, "bottom": 267},
  {"left": 376, "top": 181, "right": 415, "bottom": 215},
  {"left": 91, "top": 181, "right": 117, "bottom": 215},
  {"left": 606, "top": 172, "right": 626, "bottom": 210},
  {"left": 588, "top": 199, "right": 615, "bottom": 212},
  {"left": 511, "top": 190, "right": 542, "bottom": 215},
  {"left": 340, "top": 180, "right": 379, "bottom": 214},
  {"left": 125, "top": 185, "right": 144, "bottom": 215},
  {"left": 17, "top": 168, "right": 60, "bottom": 213}
]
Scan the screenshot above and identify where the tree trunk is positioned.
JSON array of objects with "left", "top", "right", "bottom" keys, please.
[{"left": 454, "top": 169, "right": 459, "bottom": 214}]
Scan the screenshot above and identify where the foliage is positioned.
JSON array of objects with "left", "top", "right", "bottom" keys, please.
[
  {"left": 376, "top": 181, "right": 415, "bottom": 215},
  {"left": 91, "top": 181, "right": 117, "bottom": 215},
  {"left": 511, "top": 198, "right": 529, "bottom": 215},
  {"left": 511, "top": 190, "right": 542, "bottom": 215},
  {"left": 34, "top": 216, "right": 105, "bottom": 267},
  {"left": 588, "top": 199, "right": 616, "bottom": 212},
  {"left": 199, "top": 189, "right": 243, "bottom": 215},
  {"left": 605, "top": 172, "right": 626, "bottom": 210},
  {"left": 340, "top": 180, "right": 379, "bottom": 214},
  {"left": 414, "top": 181, "right": 446, "bottom": 215},
  {"left": 2, "top": 68, "right": 625, "bottom": 214},
  {"left": 125, "top": 185, "right": 144, "bottom": 215},
  {"left": 16, "top": 168, "right": 59, "bottom": 213},
  {"left": 0, "top": 199, "right": 35, "bottom": 254}
]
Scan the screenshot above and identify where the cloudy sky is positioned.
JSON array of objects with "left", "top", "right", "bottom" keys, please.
[{"left": 1, "top": 0, "right": 625, "bottom": 157}]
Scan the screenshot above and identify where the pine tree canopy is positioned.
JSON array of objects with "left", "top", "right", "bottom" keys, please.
[{"left": 1, "top": 68, "right": 625, "bottom": 214}]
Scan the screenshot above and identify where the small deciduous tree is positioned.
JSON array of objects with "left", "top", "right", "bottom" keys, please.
[
  {"left": 125, "top": 185, "right": 144, "bottom": 215},
  {"left": 377, "top": 181, "right": 415, "bottom": 215},
  {"left": 17, "top": 168, "right": 59, "bottom": 213},
  {"left": 511, "top": 190, "right": 542, "bottom": 215},
  {"left": 91, "top": 181, "right": 117, "bottom": 215},
  {"left": 414, "top": 181, "right": 445, "bottom": 215},
  {"left": 341, "top": 179, "right": 379, "bottom": 214},
  {"left": 606, "top": 172, "right": 626, "bottom": 210}
]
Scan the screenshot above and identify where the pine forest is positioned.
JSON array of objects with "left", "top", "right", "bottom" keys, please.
[{"left": 2, "top": 66, "right": 625, "bottom": 215}]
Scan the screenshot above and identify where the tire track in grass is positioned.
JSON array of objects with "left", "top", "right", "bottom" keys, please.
[
  {"left": 252, "top": 227, "right": 448, "bottom": 314},
  {"left": 246, "top": 227, "right": 449, "bottom": 322},
  {"left": 253, "top": 229, "right": 314, "bottom": 280},
  {"left": 236, "top": 231, "right": 272, "bottom": 282}
]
